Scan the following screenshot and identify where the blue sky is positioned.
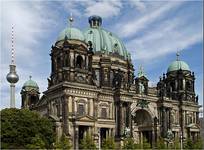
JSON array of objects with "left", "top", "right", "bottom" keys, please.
[{"left": 0, "top": 0, "right": 203, "bottom": 113}]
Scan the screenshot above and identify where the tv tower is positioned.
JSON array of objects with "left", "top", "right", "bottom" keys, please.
[{"left": 6, "top": 25, "right": 19, "bottom": 108}]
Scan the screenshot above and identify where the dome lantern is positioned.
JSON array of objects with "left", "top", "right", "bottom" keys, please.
[
  {"left": 88, "top": 15, "right": 102, "bottom": 28},
  {"left": 56, "top": 14, "right": 85, "bottom": 42},
  {"left": 22, "top": 76, "right": 39, "bottom": 91},
  {"left": 167, "top": 52, "right": 190, "bottom": 73}
]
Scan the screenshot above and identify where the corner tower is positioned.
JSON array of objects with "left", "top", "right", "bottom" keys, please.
[
  {"left": 48, "top": 15, "right": 93, "bottom": 86},
  {"left": 21, "top": 76, "right": 40, "bottom": 109}
]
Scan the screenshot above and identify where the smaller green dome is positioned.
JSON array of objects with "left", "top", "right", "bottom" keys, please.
[
  {"left": 57, "top": 27, "right": 84, "bottom": 42},
  {"left": 167, "top": 60, "right": 190, "bottom": 73},
  {"left": 23, "top": 76, "right": 39, "bottom": 90}
]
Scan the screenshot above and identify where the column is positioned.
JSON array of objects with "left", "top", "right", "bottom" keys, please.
[
  {"left": 62, "top": 95, "right": 69, "bottom": 136},
  {"left": 127, "top": 103, "right": 131, "bottom": 129},
  {"left": 74, "top": 125, "right": 79, "bottom": 149},
  {"left": 119, "top": 103, "right": 123, "bottom": 137},
  {"left": 183, "top": 79, "right": 185, "bottom": 90},
  {"left": 115, "top": 104, "right": 118, "bottom": 137}
]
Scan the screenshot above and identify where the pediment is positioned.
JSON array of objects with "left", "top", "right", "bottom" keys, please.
[
  {"left": 139, "top": 76, "right": 149, "bottom": 81},
  {"left": 186, "top": 123, "right": 200, "bottom": 129},
  {"left": 76, "top": 115, "right": 95, "bottom": 122}
]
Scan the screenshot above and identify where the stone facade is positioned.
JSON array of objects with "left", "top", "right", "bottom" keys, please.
[{"left": 21, "top": 16, "right": 201, "bottom": 149}]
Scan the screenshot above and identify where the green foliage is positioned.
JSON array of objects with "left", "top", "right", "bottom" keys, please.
[
  {"left": 79, "top": 134, "right": 96, "bottom": 149},
  {"left": 25, "top": 134, "right": 46, "bottom": 149},
  {"left": 123, "top": 137, "right": 141, "bottom": 149},
  {"left": 173, "top": 137, "right": 180, "bottom": 149},
  {"left": 184, "top": 137, "right": 193, "bottom": 149},
  {"left": 55, "top": 134, "right": 72, "bottom": 149},
  {"left": 1, "top": 108, "right": 55, "bottom": 149},
  {"left": 193, "top": 136, "right": 203, "bottom": 149},
  {"left": 156, "top": 137, "right": 166, "bottom": 149},
  {"left": 184, "top": 136, "right": 203, "bottom": 149},
  {"left": 102, "top": 137, "right": 115, "bottom": 149},
  {"left": 142, "top": 138, "right": 151, "bottom": 149}
]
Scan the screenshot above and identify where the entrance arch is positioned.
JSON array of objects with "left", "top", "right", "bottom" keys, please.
[
  {"left": 133, "top": 109, "right": 153, "bottom": 147},
  {"left": 134, "top": 109, "right": 153, "bottom": 126}
]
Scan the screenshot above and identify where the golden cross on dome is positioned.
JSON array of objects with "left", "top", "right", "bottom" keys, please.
[
  {"left": 176, "top": 51, "right": 180, "bottom": 61},
  {"left": 68, "top": 13, "right": 74, "bottom": 27}
]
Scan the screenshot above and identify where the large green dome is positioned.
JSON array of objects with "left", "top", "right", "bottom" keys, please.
[
  {"left": 57, "top": 27, "right": 85, "bottom": 42},
  {"left": 83, "top": 15, "right": 130, "bottom": 60},
  {"left": 167, "top": 60, "right": 190, "bottom": 73},
  {"left": 83, "top": 28, "right": 129, "bottom": 60},
  {"left": 23, "top": 76, "right": 39, "bottom": 90},
  {"left": 56, "top": 16, "right": 131, "bottom": 60}
]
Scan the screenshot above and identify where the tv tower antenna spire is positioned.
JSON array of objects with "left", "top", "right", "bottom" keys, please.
[{"left": 6, "top": 25, "right": 19, "bottom": 108}]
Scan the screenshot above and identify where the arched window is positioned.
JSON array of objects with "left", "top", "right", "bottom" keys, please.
[
  {"left": 78, "top": 104, "right": 85, "bottom": 116},
  {"left": 186, "top": 81, "right": 192, "bottom": 91},
  {"left": 101, "top": 107, "right": 107, "bottom": 119},
  {"left": 170, "top": 82, "right": 175, "bottom": 91},
  {"left": 64, "top": 54, "right": 68, "bottom": 67},
  {"left": 57, "top": 57, "right": 61, "bottom": 68},
  {"left": 76, "top": 55, "right": 83, "bottom": 69}
]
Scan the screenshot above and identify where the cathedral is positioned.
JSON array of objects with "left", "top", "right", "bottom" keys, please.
[{"left": 20, "top": 15, "right": 200, "bottom": 148}]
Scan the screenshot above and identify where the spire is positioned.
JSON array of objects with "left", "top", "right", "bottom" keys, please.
[
  {"left": 11, "top": 25, "right": 15, "bottom": 64},
  {"left": 138, "top": 65, "right": 145, "bottom": 78},
  {"left": 68, "top": 13, "right": 74, "bottom": 39},
  {"left": 29, "top": 75, "right": 32, "bottom": 80},
  {"left": 68, "top": 12, "right": 74, "bottom": 28},
  {"left": 176, "top": 51, "right": 180, "bottom": 61}
]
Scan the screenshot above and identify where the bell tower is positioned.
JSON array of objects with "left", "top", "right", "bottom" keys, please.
[
  {"left": 159, "top": 52, "right": 196, "bottom": 102},
  {"left": 21, "top": 76, "right": 40, "bottom": 109},
  {"left": 48, "top": 15, "right": 93, "bottom": 87}
]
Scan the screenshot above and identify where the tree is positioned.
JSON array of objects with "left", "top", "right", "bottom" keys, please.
[
  {"left": 102, "top": 137, "right": 115, "bottom": 149},
  {"left": 156, "top": 137, "right": 166, "bottom": 149},
  {"left": 142, "top": 138, "right": 151, "bottom": 149},
  {"left": 123, "top": 137, "right": 140, "bottom": 149},
  {"left": 55, "top": 134, "right": 72, "bottom": 149},
  {"left": 79, "top": 134, "right": 96, "bottom": 149},
  {"left": 193, "top": 137, "right": 204, "bottom": 149},
  {"left": 193, "top": 136, "right": 203, "bottom": 149},
  {"left": 173, "top": 137, "right": 180, "bottom": 149},
  {"left": 184, "top": 137, "right": 193, "bottom": 149},
  {"left": 183, "top": 136, "right": 203, "bottom": 149},
  {"left": 1, "top": 108, "right": 55, "bottom": 149},
  {"left": 25, "top": 134, "right": 46, "bottom": 149}
]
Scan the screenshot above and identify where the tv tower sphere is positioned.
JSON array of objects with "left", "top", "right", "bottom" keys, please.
[{"left": 6, "top": 65, "right": 19, "bottom": 83}]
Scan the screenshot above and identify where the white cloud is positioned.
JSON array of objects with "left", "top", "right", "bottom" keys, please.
[
  {"left": 126, "top": 14, "right": 203, "bottom": 61},
  {"left": 0, "top": 1, "right": 59, "bottom": 109},
  {"left": 84, "top": 1, "right": 122, "bottom": 18},
  {"left": 129, "top": 0, "right": 146, "bottom": 11},
  {"left": 61, "top": 0, "right": 123, "bottom": 19},
  {"left": 115, "top": 2, "right": 183, "bottom": 38}
]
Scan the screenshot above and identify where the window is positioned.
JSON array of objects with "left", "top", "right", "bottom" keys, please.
[
  {"left": 57, "top": 57, "right": 61, "bottom": 68},
  {"left": 101, "top": 108, "right": 107, "bottom": 119},
  {"left": 76, "top": 55, "right": 83, "bottom": 68},
  {"left": 78, "top": 104, "right": 85, "bottom": 116}
]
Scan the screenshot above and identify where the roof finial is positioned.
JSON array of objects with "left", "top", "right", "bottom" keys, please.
[
  {"left": 11, "top": 25, "right": 15, "bottom": 64},
  {"left": 138, "top": 65, "right": 145, "bottom": 78},
  {"left": 68, "top": 12, "right": 74, "bottom": 28},
  {"left": 29, "top": 75, "right": 32, "bottom": 80},
  {"left": 176, "top": 51, "right": 180, "bottom": 61}
]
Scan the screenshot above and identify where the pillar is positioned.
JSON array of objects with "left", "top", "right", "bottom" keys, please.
[
  {"left": 62, "top": 95, "right": 69, "bottom": 136},
  {"left": 119, "top": 103, "right": 124, "bottom": 136},
  {"left": 74, "top": 125, "right": 79, "bottom": 149}
]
